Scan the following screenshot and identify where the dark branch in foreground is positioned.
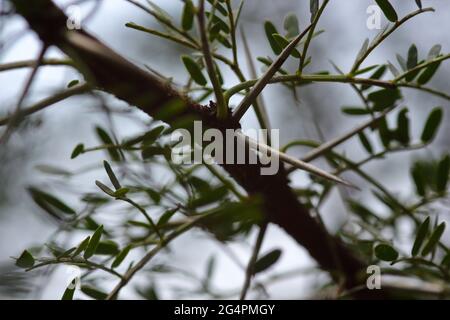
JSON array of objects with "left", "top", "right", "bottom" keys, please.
[{"left": 10, "top": 0, "right": 385, "bottom": 299}]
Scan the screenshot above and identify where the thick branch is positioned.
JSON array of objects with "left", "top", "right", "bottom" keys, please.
[{"left": 10, "top": 0, "right": 381, "bottom": 298}]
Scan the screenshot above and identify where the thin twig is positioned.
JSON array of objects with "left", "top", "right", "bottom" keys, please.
[
  {"left": 240, "top": 222, "right": 268, "bottom": 300},
  {"left": 232, "top": 23, "right": 314, "bottom": 120},
  {"left": 302, "top": 106, "right": 396, "bottom": 162},
  {"left": 198, "top": 0, "right": 228, "bottom": 119}
]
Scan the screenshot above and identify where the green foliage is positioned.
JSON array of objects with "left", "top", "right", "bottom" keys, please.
[{"left": 8, "top": 0, "right": 450, "bottom": 300}]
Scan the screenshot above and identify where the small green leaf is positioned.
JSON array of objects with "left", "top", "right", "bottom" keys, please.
[
  {"left": 84, "top": 225, "right": 103, "bottom": 259},
  {"left": 427, "top": 45, "right": 442, "bottom": 60},
  {"left": 374, "top": 243, "right": 398, "bottom": 261},
  {"left": 62, "top": 279, "right": 76, "bottom": 300},
  {"left": 421, "top": 222, "right": 446, "bottom": 256},
  {"left": 361, "top": 65, "right": 386, "bottom": 91},
  {"left": 407, "top": 45, "right": 418, "bottom": 70},
  {"left": 421, "top": 107, "right": 443, "bottom": 143},
  {"left": 264, "top": 21, "right": 282, "bottom": 54},
  {"left": 341, "top": 107, "right": 371, "bottom": 116},
  {"left": 310, "top": 0, "right": 319, "bottom": 22},
  {"left": 181, "top": 0, "right": 194, "bottom": 31},
  {"left": 112, "top": 245, "right": 132, "bottom": 269},
  {"left": 411, "top": 217, "right": 430, "bottom": 256},
  {"left": 436, "top": 155, "right": 450, "bottom": 192},
  {"left": 72, "top": 236, "right": 91, "bottom": 257},
  {"left": 417, "top": 61, "right": 441, "bottom": 85},
  {"left": 181, "top": 55, "right": 207, "bottom": 85},
  {"left": 355, "top": 38, "right": 369, "bottom": 64},
  {"left": 395, "top": 108, "right": 410, "bottom": 145},
  {"left": 71, "top": 143, "right": 85, "bottom": 159},
  {"left": 283, "top": 12, "right": 299, "bottom": 38},
  {"left": 272, "top": 34, "right": 301, "bottom": 58},
  {"left": 81, "top": 286, "right": 108, "bottom": 300},
  {"left": 411, "top": 165, "right": 426, "bottom": 196},
  {"left": 15, "top": 250, "right": 35, "bottom": 268},
  {"left": 415, "top": 0, "right": 422, "bottom": 9},
  {"left": 95, "top": 126, "right": 121, "bottom": 162},
  {"left": 253, "top": 249, "right": 282, "bottom": 274},
  {"left": 103, "top": 160, "right": 121, "bottom": 190},
  {"left": 67, "top": 80, "right": 79, "bottom": 88},
  {"left": 206, "top": 0, "right": 227, "bottom": 16},
  {"left": 368, "top": 88, "right": 401, "bottom": 111},
  {"left": 141, "top": 146, "right": 167, "bottom": 159},
  {"left": 142, "top": 126, "right": 165, "bottom": 146},
  {"left": 375, "top": 0, "right": 398, "bottom": 22},
  {"left": 28, "top": 187, "right": 76, "bottom": 216},
  {"left": 95, "top": 180, "right": 115, "bottom": 197},
  {"left": 157, "top": 207, "right": 178, "bottom": 227},
  {"left": 95, "top": 240, "right": 120, "bottom": 255},
  {"left": 358, "top": 131, "right": 374, "bottom": 154}
]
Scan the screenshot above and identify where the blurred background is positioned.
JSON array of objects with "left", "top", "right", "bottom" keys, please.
[{"left": 0, "top": 0, "right": 449, "bottom": 299}]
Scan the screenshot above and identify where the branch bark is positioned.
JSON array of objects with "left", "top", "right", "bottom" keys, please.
[{"left": 10, "top": 0, "right": 385, "bottom": 298}]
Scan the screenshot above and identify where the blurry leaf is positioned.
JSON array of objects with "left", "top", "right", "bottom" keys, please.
[
  {"left": 71, "top": 144, "right": 84, "bottom": 159},
  {"left": 421, "top": 107, "right": 443, "bottom": 143},
  {"left": 421, "top": 222, "right": 446, "bottom": 256},
  {"left": 28, "top": 187, "right": 76, "bottom": 216},
  {"left": 81, "top": 286, "right": 107, "bottom": 300},
  {"left": 378, "top": 117, "right": 391, "bottom": 149},
  {"left": 272, "top": 34, "right": 301, "bottom": 58},
  {"left": 387, "top": 61, "right": 400, "bottom": 77},
  {"left": 417, "top": 61, "right": 441, "bottom": 85},
  {"left": 368, "top": 88, "right": 401, "bottom": 111},
  {"left": 348, "top": 200, "right": 379, "bottom": 222},
  {"left": 181, "top": 55, "right": 207, "bottom": 85},
  {"left": 205, "top": 12, "right": 229, "bottom": 33},
  {"left": 310, "top": 0, "right": 319, "bottom": 22},
  {"left": 143, "top": 126, "right": 165, "bottom": 146},
  {"left": 427, "top": 45, "right": 442, "bottom": 60},
  {"left": 355, "top": 38, "right": 369, "bottom": 64},
  {"left": 411, "top": 217, "right": 430, "bottom": 256},
  {"left": 62, "top": 279, "right": 76, "bottom": 300},
  {"left": 141, "top": 146, "right": 167, "bottom": 159},
  {"left": 95, "top": 126, "right": 121, "bottom": 162},
  {"left": 113, "top": 187, "right": 130, "bottom": 198},
  {"left": 103, "top": 160, "right": 121, "bottom": 190},
  {"left": 355, "top": 64, "right": 379, "bottom": 76},
  {"left": 361, "top": 65, "right": 386, "bottom": 91},
  {"left": 189, "top": 185, "right": 228, "bottom": 208},
  {"left": 374, "top": 243, "right": 398, "bottom": 261},
  {"left": 358, "top": 132, "right": 374, "bottom": 154},
  {"left": 283, "top": 12, "right": 299, "bottom": 38},
  {"left": 35, "top": 164, "right": 71, "bottom": 176},
  {"left": 67, "top": 80, "right": 79, "bottom": 88},
  {"left": 396, "top": 53, "right": 407, "bottom": 71},
  {"left": 157, "top": 207, "right": 178, "bottom": 227},
  {"left": 181, "top": 0, "right": 194, "bottom": 31},
  {"left": 415, "top": 0, "right": 422, "bottom": 9},
  {"left": 112, "top": 245, "right": 132, "bottom": 269},
  {"left": 254, "top": 249, "right": 282, "bottom": 274},
  {"left": 375, "top": 0, "right": 398, "bottom": 22},
  {"left": 395, "top": 108, "right": 410, "bottom": 145},
  {"left": 341, "top": 107, "right": 371, "bottom": 116},
  {"left": 206, "top": 256, "right": 215, "bottom": 281},
  {"left": 407, "top": 45, "right": 418, "bottom": 70},
  {"left": 96, "top": 240, "right": 120, "bottom": 255},
  {"left": 72, "top": 236, "right": 91, "bottom": 257},
  {"left": 264, "top": 21, "right": 282, "bottom": 54},
  {"left": 15, "top": 250, "right": 35, "bottom": 269},
  {"left": 84, "top": 225, "right": 103, "bottom": 259},
  {"left": 136, "top": 285, "right": 159, "bottom": 300},
  {"left": 95, "top": 180, "right": 115, "bottom": 197},
  {"left": 207, "top": 0, "right": 227, "bottom": 16},
  {"left": 436, "top": 155, "right": 450, "bottom": 192},
  {"left": 411, "top": 164, "right": 426, "bottom": 196}
]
